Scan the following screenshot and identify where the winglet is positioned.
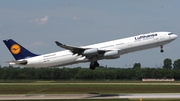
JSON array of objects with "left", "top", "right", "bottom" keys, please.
[
  {"left": 55, "top": 41, "right": 86, "bottom": 55},
  {"left": 55, "top": 41, "right": 75, "bottom": 50},
  {"left": 55, "top": 41, "right": 63, "bottom": 46}
]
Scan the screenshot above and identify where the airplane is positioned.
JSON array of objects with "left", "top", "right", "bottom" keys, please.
[{"left": 3, "top": 31, "right": 177, "bottom": 70}]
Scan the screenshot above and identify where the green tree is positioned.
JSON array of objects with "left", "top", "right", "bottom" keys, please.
[
  {"left": 163, "top": 58, "right": 172, "bottom": 69},
  {"left": 133, "top": 63, "right": 141, "bottom": 69},
  {"left": 173, "top": 59, "right": 180, "bottom": 69}
]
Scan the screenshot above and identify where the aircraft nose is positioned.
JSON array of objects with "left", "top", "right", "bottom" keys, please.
[{"left": 173, "top": 34, "right": 178, "bottom": 39}]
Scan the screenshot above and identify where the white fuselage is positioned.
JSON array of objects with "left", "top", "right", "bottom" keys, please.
[{"left": 14, "top": 32, "right": 177, "bottom": 67}]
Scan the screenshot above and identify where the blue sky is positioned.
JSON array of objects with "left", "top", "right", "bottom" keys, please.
[{"left": 0, "top": 0, "right": 180, "bottom": 68}]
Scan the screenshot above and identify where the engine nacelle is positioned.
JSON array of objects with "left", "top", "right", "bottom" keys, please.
[
  {"left": 104, "top": 50, "right": 119, "bottom": 58},
  {"left": 83, "top": 48, "right": 98, "bottom": 55}
]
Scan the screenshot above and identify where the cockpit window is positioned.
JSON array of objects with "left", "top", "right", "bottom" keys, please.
[{"left": 168, "top": 33, "right": 173, "bottom": 35}]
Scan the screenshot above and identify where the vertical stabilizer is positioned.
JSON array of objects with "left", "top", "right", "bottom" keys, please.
[{"left": 3, "top": 39, "right": 38, "bottom": 60}]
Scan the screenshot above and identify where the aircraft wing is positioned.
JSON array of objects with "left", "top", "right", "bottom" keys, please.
[
  {"left": 55, "top": 41, "right": 106, "bottom": 55},
  {"left": 55, "top": 41, "right": 86, "bottom": 54}
]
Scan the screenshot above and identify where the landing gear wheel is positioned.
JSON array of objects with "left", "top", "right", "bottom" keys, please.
[
  {"left": 94, "top": 61, "right": 100, "bottom": 67},
  {"left": 90, "top": 66, "right": 96, "bottom": 70},
  {"left": 160, "top": 46, "right": 164, "bottom": 53},
  {"left": 160, "top": 49, "right": 164, "bottom": 53},
  {"left": 90, "top": 64, "right": 96, "bottom": 70},
  {"left": 89, "top": 61, "right": 99, "bottom": 70}
]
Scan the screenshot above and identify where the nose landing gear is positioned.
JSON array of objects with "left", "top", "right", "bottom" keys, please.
[{"left": 160, "top": 46, "right": 164, "bottom": 53}]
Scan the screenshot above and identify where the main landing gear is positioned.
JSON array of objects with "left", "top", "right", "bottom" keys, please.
[
  {"left": 160, "top": 46, "right": 164, "bottom": 53},
  {"left": 90, "top": 61, "right": 99, "bottom": 70}
]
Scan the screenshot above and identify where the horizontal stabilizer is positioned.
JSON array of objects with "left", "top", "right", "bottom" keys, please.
[{"left": 6, "top": 60, "right": 27, "bottom": 65}]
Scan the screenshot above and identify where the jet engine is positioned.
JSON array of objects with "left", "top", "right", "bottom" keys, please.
[
  {"left": 83, "top": 48, "right": 98, "bottom": 55},
  {"left": 104, "top": 50, "right": 119, "bottom": 58}
]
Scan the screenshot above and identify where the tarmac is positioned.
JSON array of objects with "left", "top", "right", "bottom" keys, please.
[{"left": 0, "top": 93, "right": 180, "bottom": 100}]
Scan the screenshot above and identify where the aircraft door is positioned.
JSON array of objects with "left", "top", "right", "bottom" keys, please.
[
  {"left": 39, "top": 58, "right": 43, "bottom": 64},
  {"left": 158, "top": 33, "right": 164, "bottom": 42},
  {"left": 127, "top": 39, "right": 132, "bottom": 47}
]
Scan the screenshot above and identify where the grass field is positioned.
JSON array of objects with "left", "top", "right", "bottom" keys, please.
[
  {"left": 3, "top": 98, "right": 180, "bottom": 101},
  {"left": 0, "top": 80, "right": 180, "bottom": 83},
  {"left": 0, "top": 81, "right": 180, "bottom": 101},
  {"left": 0, "top": 81, "right": 179, "bottom": 94}
]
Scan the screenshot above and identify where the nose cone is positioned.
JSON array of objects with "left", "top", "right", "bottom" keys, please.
[{"left": 173, "top": 34, "right": 178, "bottom": 39}]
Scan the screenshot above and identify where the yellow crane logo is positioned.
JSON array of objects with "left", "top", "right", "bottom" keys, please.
[{"left": 10, "top": 44, "right": 21, "bottom": 55}]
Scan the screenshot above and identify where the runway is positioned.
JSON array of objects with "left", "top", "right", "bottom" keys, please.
[
  {"left": 118, "top": 93, "right": 180, "bottom": 99},
  {"left": 0, "top": 93, "right": 180, "bottom": 100}
]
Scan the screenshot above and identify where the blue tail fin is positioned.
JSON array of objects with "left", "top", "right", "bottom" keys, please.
[{"left": 3, "top": 39, "right": 38, "bottom": 60}]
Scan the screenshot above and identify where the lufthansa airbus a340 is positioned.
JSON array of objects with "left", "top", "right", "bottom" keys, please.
[{"left": 3, "top": 32, "right": 177, "bottom": 70}]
